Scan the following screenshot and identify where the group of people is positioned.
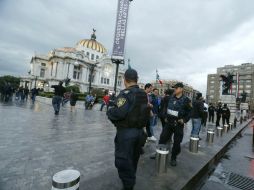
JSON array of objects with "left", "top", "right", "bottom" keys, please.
[
  {"left": 51, "top": 81, "right": 99, "bottom": 114},
  {"left": 0, "top": 82, "right": 39, "bottom": 104},
  {"left": 100, "top": 92, "right": 116, "bottom": 111},
  {"left": 107, "top": 68, "right": 232, "bottom": 190}
]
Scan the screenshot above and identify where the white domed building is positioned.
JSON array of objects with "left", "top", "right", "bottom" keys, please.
[{"left": 21, "top": 30, "right": 125, "bottom": 93}]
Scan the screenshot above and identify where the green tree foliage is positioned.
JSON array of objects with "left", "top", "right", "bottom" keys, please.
[
  {"left": 65, "top": 85, "right": 80, "bottom": 93},
  {"left": 0, "top": 75, "right": 20, "bottom": 91}
]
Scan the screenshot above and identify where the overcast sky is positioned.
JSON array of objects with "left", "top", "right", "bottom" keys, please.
[{"left": 1, "top": 0, "right": 254, "bottom": 94}]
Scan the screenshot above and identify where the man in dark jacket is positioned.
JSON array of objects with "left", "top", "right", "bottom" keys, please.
[
  {"left": 159, "top": 89, "right": 174, "bottom": 128},
  {"left": 191, "top": 93, "right": 204, "bottom": 138},
  {"left": 158, "top": 83, "right": 192, "bottom": 166},
  {"left": 51, "top": 81, "right": 66, "bottom": 115},
  {"left": 222, "top": 104, "right": 230, "bottom": 126},
  {"left": 216, "top": 102, "right": 223, "bottom": 127},
  {"left": 107, "top": 69, "right": 149, "bottom": 190},
  {"left": 208, "top": 103, "right": 215, "bottom": 123}
]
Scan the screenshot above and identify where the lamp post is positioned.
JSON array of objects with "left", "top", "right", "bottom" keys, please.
[
  {"left": 88, "top": 62, "right": 99, "bottom": 94},
  {"left": 112, "top": 0, "right": 133, "bottom": 93}
]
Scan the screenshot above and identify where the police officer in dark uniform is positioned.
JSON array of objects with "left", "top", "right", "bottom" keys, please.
[
  {"left": 107, "top": 69, "right": 149, "bottom": 190},
  {"left": 222, "top": 103, "right": 230, "bottom": 126},
  {"left": 158, "top": 82, "right": 192, "bottom": 166}
]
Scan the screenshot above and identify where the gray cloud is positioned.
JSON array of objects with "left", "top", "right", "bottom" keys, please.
[{"left": 1, "top": 0, "right": 254, "bottom": 94}]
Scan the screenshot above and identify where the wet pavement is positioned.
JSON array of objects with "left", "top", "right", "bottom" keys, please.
[
  {"left": 201, "top": 124, "right": 254, "bottom": 190},
  {"left": 1, "top": 97, "right": 250, "bottom": 190},
  {"left": 0, "top": 98, "right": 194, "bottom": 190}
]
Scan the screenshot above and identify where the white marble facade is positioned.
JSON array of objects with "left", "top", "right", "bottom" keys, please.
[{"left": 21, "top": 31, "right": 125, "bottom": 93}]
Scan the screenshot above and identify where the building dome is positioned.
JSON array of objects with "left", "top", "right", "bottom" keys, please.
[{"left": 76, "top": 29, "right": 107, "bottom": 54}]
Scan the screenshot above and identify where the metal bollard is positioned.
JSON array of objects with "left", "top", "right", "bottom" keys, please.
[
  {"left": 224, "top": 124, "right": 229, "bottom": 133},
  {"left": 217, "top": 127, "right": 223, "bottom": 137},
  {"left": 229, "top": 123, "right": 232, "bottom": 130},
  {"left": 156, "top": 144, "right": 169, "bottom": 174},
  {"left": 189, "top": 137, "right": 199, "bottom": 153},
  {"left": 207, "top": 130, "right": 215, "bottom": 144},
  {"left": 52, "top": 170, "right": 80, "bottom": 190}
]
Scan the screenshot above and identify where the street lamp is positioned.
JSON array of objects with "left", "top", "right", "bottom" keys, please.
[{"left": 88, "top": 62, "right": 99, "bottom": 94}]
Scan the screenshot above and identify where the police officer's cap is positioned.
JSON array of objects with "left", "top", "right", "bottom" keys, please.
[
  {"left": 124, "top": 69, "right": 138, "bottom": 82},
  {"left": 173, "top": 82, "right": 184, "bottom": 88}
]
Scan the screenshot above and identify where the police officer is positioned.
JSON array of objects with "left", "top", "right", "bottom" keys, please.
[
  {"left": 222, "top": 103, "right": 230, "bottom": 126},
  {"left": 158, "top": 82, "right": 192, "bottom": 166},
  {"left": 107, "top": 69, "right": 149, "bottom": 190}
]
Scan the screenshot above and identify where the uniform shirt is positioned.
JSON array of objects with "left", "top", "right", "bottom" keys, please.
[
  {"left": 222, "top": 106, "right": 230, "bottom": 117},
  {"left": 167, "top": 95, "right": 192, "bottom": 123},
  {"left": 107, "top": 85, "right": 148, "bottom": 128},
  {"left": 208, "top": 106, "right": 215, "bottom": 114}
]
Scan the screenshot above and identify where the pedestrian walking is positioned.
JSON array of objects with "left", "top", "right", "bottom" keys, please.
[
  {"left": 157, "top": 82, "right": 192, "bottom": 166},
  {"left": 51, "top": 81, "right": 66, "bottom": 115},
  {"left": 70, "top": 90, "right": 78, "bottom": 112},
  {"left": 148, "top": 88, "right": 160, "bottom": 141},
  {"left": 144, "top": 83, "right": 154, "bottom": 141},
  {"left": 100, "top": 92, "right": 110, "bottom": 111},
  {"left": 190, "top": 93, "right": 204, "bottom": 138},
  {"left": 24, "top": 87, "right": 29, "bottom": 101},
  {"left": 31, "top": 88, "right": 38, "bottom": 104},
  {"left": 107, "top": 69, "right": 149, "bottom": 190}
]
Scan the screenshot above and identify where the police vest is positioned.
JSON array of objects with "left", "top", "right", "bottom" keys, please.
[{"left": 118, "top": 87, "right": 149, "bottom": 128}]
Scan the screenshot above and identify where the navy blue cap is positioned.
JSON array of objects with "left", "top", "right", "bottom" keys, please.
[
  {"left": 173, "top": 82, "right": 184, "bottom": 88},
  {"left": 124, "top": 69, "right": 138, "bottom": 81}
]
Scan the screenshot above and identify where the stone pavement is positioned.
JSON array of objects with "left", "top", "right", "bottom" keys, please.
[
  {"left": 0, "top": 99, "right": 193, "bottom": 190},
  {"left": 0, "top": 98, "right": 250, "bottom": 190}
]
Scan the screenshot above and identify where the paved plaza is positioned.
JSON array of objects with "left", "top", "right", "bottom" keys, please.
[
  {"left": 0, "top": 99, "right": 195, "bottom": 190},
  {"left": 1, "top": 99, "right": 249, "bottom": 190}
]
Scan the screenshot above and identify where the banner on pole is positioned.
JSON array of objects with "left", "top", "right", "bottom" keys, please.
[{"left": 112, "top": 0, "right": 130, "bottom": 63}]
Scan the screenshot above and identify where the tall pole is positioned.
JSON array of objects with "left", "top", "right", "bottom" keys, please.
[
  {"left": 112, "top": 0, "right": 133, "bottom": 93},
  {"left": 88, "top": 65, "right": 94, "bottom": 94},
  {"left": 114, "top": 60, "right": 120, "bottom": 93}
]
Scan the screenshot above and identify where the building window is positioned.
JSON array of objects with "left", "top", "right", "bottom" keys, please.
[
  {"left": 245, "top": 90, "right": 251, "bottom": 94},
  {"left": 73, "top": 66, "right": 81, "bottom": 80},
  {"left": 91, "top": 54, "right": 95, "bottom": 60},
  {"left": 210, "top": 81, "right": 214, "bottom": 84},
  {"left": 210, "top": 90, "right": 214, "bottom": 94},
  {"left": 96, "top": 55, "right": 99, "bottom": 60},
  {"left": 104, "top": 78, "right": 107, "bottom": 84},
  {"left": 210, "top": 95, "right": 214, "bottom": 99},
  {"left": 246, "top": 85, "right": 251, "bottom": 89},
  {"left": 107, "top": 79, "right": 109, "bottom": 84},
  {"left": 40, "top": 68, "right": 45, "bottom": 78},
  {"left": 101, "top": 77, "right": 103, "bottom": 84},
  {"left": 210, "top": 76, "right": 215, "bottom": 79},
  {"left": 86, "top": 52, "right": 90, "bottom": 57},
  {"left": 210, "top": 85, "right": 214, "bottom": 89},
  {"left": 41, "top": 63, "right": 46, "bottom": 67}
]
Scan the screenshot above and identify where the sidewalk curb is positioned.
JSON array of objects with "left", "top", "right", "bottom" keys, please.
[{"left": 182, "top": 119, "right": 253, "bottom": 190}]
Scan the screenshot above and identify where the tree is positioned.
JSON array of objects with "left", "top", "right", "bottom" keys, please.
[{"left": 0, "top": 75, "right": 20, "bottom": 92}]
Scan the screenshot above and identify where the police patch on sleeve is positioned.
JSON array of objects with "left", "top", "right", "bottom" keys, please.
[{"left": 117, "top": 98, "right": 126, "bottom": 107}]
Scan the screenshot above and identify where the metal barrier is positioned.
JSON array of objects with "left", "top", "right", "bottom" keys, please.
[
  {"left": 189, "top": 137, "right": 199, "bottom": 153},
  {"left": 229, "top": 123, "right": 233, "bottom": 130},
  {"left": 217, "top": 127, "right": 223, "bottom": 137},
  {"left": 224, "top": 124, "right": 229, "bottom": 133},
  {"left": 156, "top": 144, "right": 169, "bottom": 174},
  {"left": 52, "top": 170, "right": 80, "bottom": 190},
  {"left": 207, "top": 129, "right": 215, "bottom": 144}
]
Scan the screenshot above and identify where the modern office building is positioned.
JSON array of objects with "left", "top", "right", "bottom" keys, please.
[{"left": 207, "top": 63, "right": 254, "bottom": 110}]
